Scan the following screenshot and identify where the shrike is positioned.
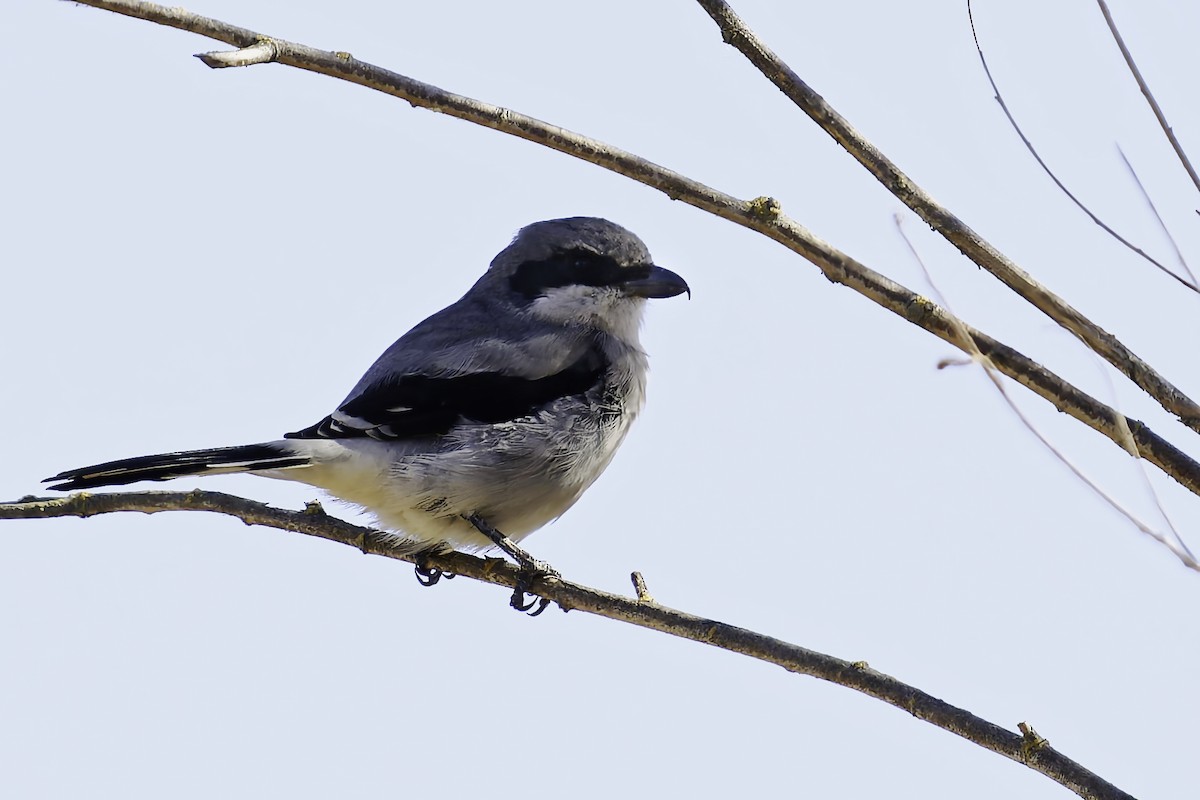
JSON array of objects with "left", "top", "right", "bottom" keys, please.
[{"left": 45, "top": 217, "right": 688, "bottom": 554}]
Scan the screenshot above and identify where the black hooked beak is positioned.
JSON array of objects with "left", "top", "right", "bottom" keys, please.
[{"left": 621, "top": 265, "right": 691, "bottom": 299}]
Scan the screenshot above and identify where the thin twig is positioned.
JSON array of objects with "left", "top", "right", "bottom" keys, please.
[
  {"left": 693, "top": 0, "right": 1200, "bottom": 428},
  {"left": 896, "top": 216, "right": 1199, "bottom": 572},
  {"left": 1096, "top": 0, "right": 1200, "bottom": 196},
  {"left": 1094, "top": 351, "right": 1199, "bottom": 565},
  {"left": 965, "top": 2, "right": 1198, "bottom": 293},
  {"left": 0, "top": 490, "right": 1135, "bottom": 800},
  {"left": 1116, "top": 144, "right": 1198, "bottom": 285},
  {"left": 196, "top": 38, "right": 275, "bottom": 68},
  {"left": 54, "top": 0, "right": 1200, "bottom": 504},
  {"left": 631, "top": 571, "right": 655, "bottom": 603}
]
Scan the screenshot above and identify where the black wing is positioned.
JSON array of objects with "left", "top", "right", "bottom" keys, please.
[{"left": 285, "top": 345, "right": 607, "bottom": 441}]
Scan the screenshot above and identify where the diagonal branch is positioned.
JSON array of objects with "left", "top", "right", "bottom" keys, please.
[
  {"left": 55, "top": 0, "right": 1200, "bottom": 506},
  {"left": 1095, "top": 0, "right": 1200, "bottom": 197},
  {"left": 1117, "top": 145, "right": 1199, "bottom": 286},
  {"left": 693, "top": 0, "right": 1200, "bottom": 432},
  {"left": 0, "top": 490, "right": 1135, "bottom": 800},
  {"left": 897, "top": 217, "right": 1200, "bottom": 572},
  {"left": 966, "top": 0, "right": 1198, "bottom": 294}
]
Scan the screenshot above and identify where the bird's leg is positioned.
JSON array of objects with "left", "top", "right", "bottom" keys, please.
[
  {"left": 464, "top": 514, "right": 559, "bottom": 576},
  {"left": 464, "top": 514, "right": 557, "bottom": 615}
]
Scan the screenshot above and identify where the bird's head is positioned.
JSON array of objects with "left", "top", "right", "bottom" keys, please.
[{"left": 484, "top": 217, "right": 689, "bottom": 336}]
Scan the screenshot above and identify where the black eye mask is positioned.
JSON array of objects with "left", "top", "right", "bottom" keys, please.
[{"left": 508, "top": 248, "right": 652, "bottom": 300}]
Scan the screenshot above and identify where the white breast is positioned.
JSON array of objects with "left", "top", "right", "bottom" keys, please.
[{"left": 264, "top": 347, "right": 650, "bottom": 552}]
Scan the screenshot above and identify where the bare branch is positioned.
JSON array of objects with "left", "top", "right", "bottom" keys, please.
[
  {"left": 0, "top": 490, "right": 1135, "bottom": 800},
  {"left": 693, "top": 0, "right": 1200, "bottom": 431},
  {"left": 54, "top": 0, "right": 1200, "bottom": 502},
  {"left": 897, "top": 216, "right": 1200, "bottom": 571},
  {"left": 1098, "top": 352, "right": 1200, "bottom": 565},
  {"left": 1117, "top": 144, "right": 1198, "bottom": 286},
  {"left": 965, "top": 2, "right": 1198, "bottom": 294},
  {"left": 1096, "top": 0, "right": 1200, "bottom": 197}
]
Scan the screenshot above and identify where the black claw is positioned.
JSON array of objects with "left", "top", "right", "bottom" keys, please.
[
  {"left": 415, "top": 563, "right": 443, "bottom": 586},
  {"left": 510, "top": 586, "right": 536, "bottom": 611},
  {"left": 414, "top": 554, "right": 456, "bottom": 587},
  {"left": 510, "top": 586, "right": 550, "bottom": 615},
  {"left": 413, "top": 546, "right": 457, "bottom": 587},
  {"left": 510, "top": 570, "right": 553, "bottom": 615}
]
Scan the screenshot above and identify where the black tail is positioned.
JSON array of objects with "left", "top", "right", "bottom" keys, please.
[{"left": 43, "top": 443, "right": 310, "bottom": 491}]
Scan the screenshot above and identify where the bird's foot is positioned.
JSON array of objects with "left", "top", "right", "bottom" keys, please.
[
  {"left": 413, "top": 549, "right": 456, "bottom": 587},
  {"left": 510, "top": 566, "right": 554, "bottom": 616}
]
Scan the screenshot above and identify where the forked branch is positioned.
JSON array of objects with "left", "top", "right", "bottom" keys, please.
[
  {"left": 694, "top": 0, "right": 1200, "bottom": 431},
  {"left": 1096, "top": 0, "right": 1200, "bottom": 196}
]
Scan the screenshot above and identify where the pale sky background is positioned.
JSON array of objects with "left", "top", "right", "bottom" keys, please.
[{"left": 3, "top": 1, "right": 1199, "bottom": 798}]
